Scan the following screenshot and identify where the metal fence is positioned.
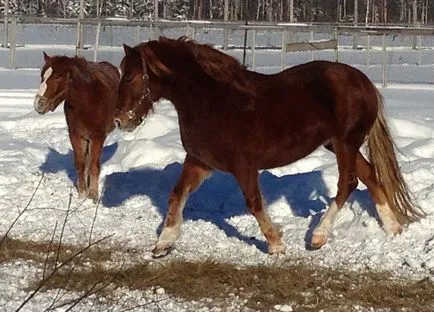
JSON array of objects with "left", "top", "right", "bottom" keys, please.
[{"left": 1, "top": 16, "right": 434, "bottom": 86}]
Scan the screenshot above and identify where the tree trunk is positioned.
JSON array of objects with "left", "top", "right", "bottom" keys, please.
[
  {"left": 354, "top": 0, "right": 358, "bottom": 25},
  {"left": 413, "top": 0, "right": 417, "bottom": 24},
  {"left": 224, "top": 0, "right": 229, "bottom": 20},
  {"left": 290, "top": 0, "right": 293, "bottom": 21},
  {"left": 399, "top": 0, "right": 405, "bottom": 21},
  {"left": 365, "top": 0, "right": 370, "bottom": 25}
]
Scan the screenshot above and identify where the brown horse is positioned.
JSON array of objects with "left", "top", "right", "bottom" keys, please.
[
  {"left": 114, "top": 37, "right": 424, "bottom": 257},
  {"left": 34, "top": 53, "right": 120, "bottom": 203}
]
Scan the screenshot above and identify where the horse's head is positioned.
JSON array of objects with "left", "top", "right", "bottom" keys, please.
[
  {"left": 114, "top": 43, "right": 171, "bottom": 132},
  {"left": 34, "top": 52, "right": 69, "bottom": 114}
]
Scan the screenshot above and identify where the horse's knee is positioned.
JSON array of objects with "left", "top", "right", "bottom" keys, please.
[{"left": 245, "top": 194, "right": 263, "bottom": 214}]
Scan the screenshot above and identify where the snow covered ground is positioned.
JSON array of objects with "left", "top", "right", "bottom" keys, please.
[{"left": 0, "top": 47, "right": 434, "bottom": 310}]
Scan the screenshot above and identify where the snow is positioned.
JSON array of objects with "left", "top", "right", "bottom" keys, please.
[{"left": 1, "top": 46, "right": 434, "bottom": 311}]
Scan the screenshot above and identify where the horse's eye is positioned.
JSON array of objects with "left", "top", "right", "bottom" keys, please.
[{"left": 124, "top": 75, "right": 133, "bottom": 83}]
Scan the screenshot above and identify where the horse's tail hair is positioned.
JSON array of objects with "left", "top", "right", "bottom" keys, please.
[{"left": 366, "top": 89, "right": 425, "bottom": 224}]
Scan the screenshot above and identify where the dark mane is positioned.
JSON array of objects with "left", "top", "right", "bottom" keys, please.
[{"left": 138, "top": 36, "right": 255, "bottom": 96}]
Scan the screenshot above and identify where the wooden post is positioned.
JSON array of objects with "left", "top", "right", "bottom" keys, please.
[
  {"left": 136, "top": 25, "right": 140, "bottom": 43},
  {"left": 333, "top": 27, "right": 339, "bottom": 62},
  {"left": 79, "top": 0, "right": 84, "bottom": 50},
  {"left": 310, "top": 30, "right": 314, "bottom": 61},
  {"left": 3, "top": 0, "right": 8, "bottom": 48},
  {"left": 251, "top": 29, "right": 256, "bottom": 70},
  {"left": 93, "top": 21, "right": 101, "bottom": 61},
  {"left": 281, "top": 30, "right": 287, "bottom": 70},
  {"left": 382, "top": 33, "right": 387, "bottom": 88},
  {"left": 366, "top": 34, "right": 370, "bottom": 66},
  {"left": 8, "top": 16, "right": 16, "bottom": 68},
  {"left": 75, "top": 19, "right": 82, "bottom": 56},
  {"left": 223, "top": 27, "right": 229, "bottom": 51}
]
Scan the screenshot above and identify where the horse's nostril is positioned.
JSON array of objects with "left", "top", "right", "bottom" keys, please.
[{"left": 114, "top": 118, "right": 121, "bottom": 128}]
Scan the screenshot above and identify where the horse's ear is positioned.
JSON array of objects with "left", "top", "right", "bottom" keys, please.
[
  {"left": 141, "top": 45, "right": 172, "bottom": 78},
  {"left": 123, "top": 44, "right": 140, "bottom": 58},
  {"left": 43, "top": 52, "right": 50, "bottom": 62}
]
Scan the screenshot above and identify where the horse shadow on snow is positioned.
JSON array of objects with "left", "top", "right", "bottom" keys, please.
[
  {"left": 102, "top": 162, "right": 377, "bottom": 253},
  {"left": 39, "top": 142, "right": 119, "bottom": 186}
]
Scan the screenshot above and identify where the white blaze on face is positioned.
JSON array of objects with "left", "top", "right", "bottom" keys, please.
[{"left": 37, "top": 67, "right": 53, "bottom": 97}]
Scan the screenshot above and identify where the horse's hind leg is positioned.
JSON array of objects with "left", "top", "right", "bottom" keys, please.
[
  {"left": 153, "top": 155, "right": 213, "bottom": 258},
  {"left": 87, "top": 137, "right": 104, "bottom": 203},
  {"left": 355, "top": 153, "right": 402, "bottom": 234},
  {"left": 234, "top": 169, "right": 285, "bottom": 254},
  {"left": 69, "top": 132, "right": 88, "bottom": 198},
  {"left": 311, "top": 142, "right": 359, "bottom": 249}
]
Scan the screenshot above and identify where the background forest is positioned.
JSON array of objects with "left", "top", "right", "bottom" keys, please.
[{"left": 0, "top": 0, "right": 432, "bottom": 24}]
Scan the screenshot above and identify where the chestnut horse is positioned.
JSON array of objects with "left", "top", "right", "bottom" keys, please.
[
  {"left": 34, "top": 53, "right": 120, "bottom": 203},
  {"left": 114, "top": 37, "right": 424, "bottom": 257}
]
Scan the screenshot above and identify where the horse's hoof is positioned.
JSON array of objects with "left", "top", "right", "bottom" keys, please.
[
  {"left": 384, "top": 222, "right": 402, "bottom": 235},
  {"left": 268, "top": 242, "right": 286, "bottom": 255},
  {"left": 88, "top": 190, "right": 99, "bottom": 204},
  {"left": 152, "top": 244, "right": 174, "bottom": 258},
  {"left": 78, "top": 191, "right": 88, "bottom": 200},
  {"left": 310, "top": 232, "right": 328, "bottom": 249}
]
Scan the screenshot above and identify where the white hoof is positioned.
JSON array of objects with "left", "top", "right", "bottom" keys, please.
[
  {"left": 384, "top": 222, "right": 402, "bottom": 235},
  {"left": 268, "top": 242, "right": 286, "bottom": 255},
  {"left": 311, "top": 232, "right": 328, "bottom": 249},
  {"left": 152, "top": 243, "right": 174, "bottom": 258}
]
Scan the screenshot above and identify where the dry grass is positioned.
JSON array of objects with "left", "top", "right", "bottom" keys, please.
[
  {"left": 0, "top": 236, "right": 113, "bottom": 265},
  {"left": 2, "top": 237, "right": 433, "bottom": 311}
]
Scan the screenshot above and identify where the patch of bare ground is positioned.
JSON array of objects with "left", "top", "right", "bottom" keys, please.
[{"left": 1, "top": 237, "right": 433, "bottom": 311}]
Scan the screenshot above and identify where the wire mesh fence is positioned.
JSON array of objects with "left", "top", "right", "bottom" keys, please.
[{"left": 1, "top": 17, "right": 433, "bottom": 86}]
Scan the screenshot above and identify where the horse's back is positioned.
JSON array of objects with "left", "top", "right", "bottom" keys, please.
[
  {"left": 264, "top": 60, "right": 379, "bottom": 132},
  {"left": 68, "top": 60, "right": 120, "bottom": 136},
  {"left": 89, "top": 61, "right": 120, "bottom": 92}
]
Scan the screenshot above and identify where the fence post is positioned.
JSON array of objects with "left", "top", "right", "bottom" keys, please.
[
  {"left": 417, "top": 34, "right": 422, "bottom": 65},
  {"left": 8, "top": 16, "right": 16, "bottom": 68},
  {"left": 366, "top": 34, "right": 370, "bottom": 66},
  {"left": 310, "top": 30, "right": 314, "bottom": 61},
  {"left": 136, "top": 25, "right": 140, "bottom": 43},
  {"left": 251, "top": 29, "right": 256, "bottom": 70},
  {"left": 223, "top": 28, "right": 229, "bottom": 51},
  {"left": 93, "top": 21, "right": 101, "bottom": 61},
  {"left": 3, "top": 0, "right": 8, "bottom": 48},
  {"left": 75, "top": 19, "right": 82, "bottom": 56},
  {"left": 333, "top": 27, "right": 338, "bottom": 62},
  {"left": 382, "top": 33, "right": 387, "bottom": 88},
  {"left": 281, "top": 29, "right": 286, "bottom": 70},
  {"left": 190, "top": 25, "right": 196, "bottom": 40}
]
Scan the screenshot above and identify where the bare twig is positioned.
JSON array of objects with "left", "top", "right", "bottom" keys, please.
[
  {"left": 89, "top": 189, "right": 103, "bottom": 245},
  {"left": 14, "top": 234, "right": 114, "bottom": 312},
  {"left": 55, "top": 187, "right": 73, "bottom": 266},
  {"left": 0, "top": 172, "right": 44, "bottom": 247},
  {"left": 43, "top": 220, "right": 58, "bottom": 280}
]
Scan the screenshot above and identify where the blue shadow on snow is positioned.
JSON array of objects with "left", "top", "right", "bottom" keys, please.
[
  {"left": 39, "top": 142, "right": 119, "bottom": 184},
  {"left": 102, "top": 161, "right": 377, "bottom": 253}
]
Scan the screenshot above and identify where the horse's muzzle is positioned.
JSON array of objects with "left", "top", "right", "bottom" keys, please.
[
  {"left": 113, "top": 116, "right": 142, "bottom": 132},
  {"left": 34, "top": 95, "right": 49, "bottom": 114}
]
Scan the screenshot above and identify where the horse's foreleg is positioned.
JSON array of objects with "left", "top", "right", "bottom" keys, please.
[
  {"left": 69, "top": 132, "right": 88, "bottom": 198},
  {"left": 311, "top": 142, "right": 358, "bottom": 248},
  {"left": 87, "top": 137, "right": 104, "bottom": 203},
  {"left": 235, "top": 170, "right": 286, "bottom": 255},
  {"left": 153, "top": 155, "right": 212, "bottom": 258}
]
